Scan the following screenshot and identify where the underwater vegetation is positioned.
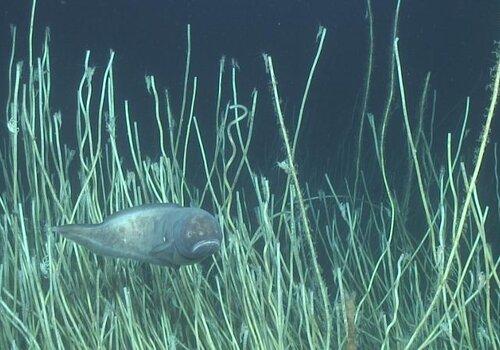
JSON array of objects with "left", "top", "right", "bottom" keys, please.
[{"left": 0, "top": 0, "right": 499, "bottom": 349}]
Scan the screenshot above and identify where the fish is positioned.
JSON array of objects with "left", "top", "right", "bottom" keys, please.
[{"left": 52, "top": 203, "right": 222, "bottom": 267}]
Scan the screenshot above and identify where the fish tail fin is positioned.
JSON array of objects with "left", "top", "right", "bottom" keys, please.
[{"left": 51, "top": 224, "right": 97, "bottom": 241}]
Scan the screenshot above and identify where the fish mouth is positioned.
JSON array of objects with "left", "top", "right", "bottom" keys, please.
[{"left": 191, "top": 239, "right": 221, "bottom": 256}]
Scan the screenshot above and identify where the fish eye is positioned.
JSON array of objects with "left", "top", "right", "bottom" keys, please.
[{"left": 186, "top": 231, "right": 193, "bottom": 238}]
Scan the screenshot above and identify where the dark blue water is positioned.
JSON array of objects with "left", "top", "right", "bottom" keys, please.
[{"left": 0, "top": 0, "right": 498, "bottom": 210}]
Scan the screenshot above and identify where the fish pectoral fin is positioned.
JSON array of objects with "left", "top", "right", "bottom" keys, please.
[
  {"left": 162, "top": 261, "right": 180, "bottom": 269},
  {"left": 149, "top": 241, "right": 179, "bottom": 268},
  {"left": 150, "top": 240, "right": 173, "bottom": 256}
]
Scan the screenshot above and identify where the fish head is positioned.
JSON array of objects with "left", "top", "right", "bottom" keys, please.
[{"left": 173, "top": 209, "right": 222, "bottom": 262}]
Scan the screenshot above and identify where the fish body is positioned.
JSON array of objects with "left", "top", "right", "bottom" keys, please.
[{"left": 53, "top": 204, "right": 222, "bottom": 267}]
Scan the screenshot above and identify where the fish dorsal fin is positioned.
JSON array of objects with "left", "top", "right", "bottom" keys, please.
[{"left": 105, "top": 203, "right": 182, "bottom": 221}]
